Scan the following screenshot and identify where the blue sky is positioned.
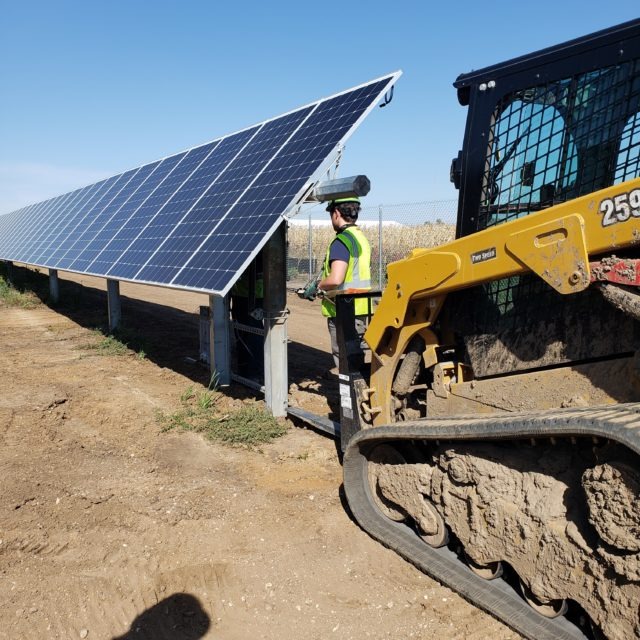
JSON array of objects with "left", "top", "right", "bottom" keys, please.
[{"left": 1, "top": 1, "right": 638, "bottom": 215}]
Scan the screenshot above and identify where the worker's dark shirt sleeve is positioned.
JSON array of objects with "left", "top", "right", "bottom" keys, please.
[{"left": 328, "top": 238, "right": 350, "bottom": 264}]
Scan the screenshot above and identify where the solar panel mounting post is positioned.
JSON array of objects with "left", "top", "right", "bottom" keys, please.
[
  {"left": 210, "top": 294, "right": 231, "bottom": 386},
  {"left": 49, "top": 269, "right": 59, "bottom": 304},
  {"left": 107, "top": 279, "right": 121, "bottom": 333},
  {"left": 199, "top": 305, "right": 211, "bottom": 365},
  {"left": 263, "top": 222, "right": 288, "bottom": 417}
]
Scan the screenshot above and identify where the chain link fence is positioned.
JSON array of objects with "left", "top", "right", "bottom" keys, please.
[{"left": 287, "top": 199, "right": 458, "bottom": 288}]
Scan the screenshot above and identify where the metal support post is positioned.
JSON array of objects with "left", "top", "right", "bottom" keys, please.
[
  {"left": 107, "top": 279, "right": 121, "bottom": 333},
  {"left": 263, "top": 222, "right": 288, "bottom": 417},
  {"left": 49, "top": 269, "right": 60, "bottom": 304},
  {"left": 5, "top": 262, "right": 14, "bottom": 284},
  {"left": 378, "top": 205, "right": 383, "bottom": 287},
  {"left": 210, "top": 294, "right": 231, "bottom": 386},
  {"left": 199, "top": 305, "right": 211, "bottom": 365}
]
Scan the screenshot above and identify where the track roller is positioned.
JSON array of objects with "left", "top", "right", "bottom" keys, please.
[{"left": 520, "top": 580, "right": 568, "bottom": 619}]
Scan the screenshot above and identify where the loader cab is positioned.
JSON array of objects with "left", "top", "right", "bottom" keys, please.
[
  {"left": 453, "top": 19, "right": 640, "bottom": 237},
  {"left": 447, "top": 19, "right": 640, "bottom": 378}
]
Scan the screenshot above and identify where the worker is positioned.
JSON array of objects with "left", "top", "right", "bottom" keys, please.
[{"left": 317, "top": 196, "right": 372, "bottom": 369}]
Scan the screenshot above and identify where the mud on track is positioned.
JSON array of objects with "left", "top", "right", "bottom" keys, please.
[{"left": 0, "top": 267, "right": 521, "bottom": 639}]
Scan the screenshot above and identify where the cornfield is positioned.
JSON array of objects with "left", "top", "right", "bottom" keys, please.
[{"left": 287, "top": 221, "right": 456, "bottom": 287}]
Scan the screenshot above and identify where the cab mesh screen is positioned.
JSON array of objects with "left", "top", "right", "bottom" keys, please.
[{"left": 452, "top": 58, "right": 640, "bottom": 376}]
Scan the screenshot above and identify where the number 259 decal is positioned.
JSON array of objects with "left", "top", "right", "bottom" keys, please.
[{"left": 599, "top": 188, "right": 640, "bottom": 227}]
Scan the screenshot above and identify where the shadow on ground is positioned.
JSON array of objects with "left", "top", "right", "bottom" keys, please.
[
  {"left": 111, "top": 593, "right": 210, "bottom": 640},
  {"left": 3, "top": 264, "right": 339, "bottom": 415}
]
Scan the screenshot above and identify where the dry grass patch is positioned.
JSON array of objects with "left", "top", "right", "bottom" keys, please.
[{"left": 0, "top": 275, "right": 41, "bottom": 308}]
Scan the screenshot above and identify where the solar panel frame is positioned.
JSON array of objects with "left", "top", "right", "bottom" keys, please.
[{"left": 0, "top": 71, "right": 402, "bottom": 296}]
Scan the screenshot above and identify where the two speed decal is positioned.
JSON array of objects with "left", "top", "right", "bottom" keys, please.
[{"left": 599, "top": 188, "right": 640, "bottom": 226}]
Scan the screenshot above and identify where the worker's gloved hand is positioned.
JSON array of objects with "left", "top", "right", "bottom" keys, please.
[{"left": 296, "top": 279, "right": 319, "bottom": 300}]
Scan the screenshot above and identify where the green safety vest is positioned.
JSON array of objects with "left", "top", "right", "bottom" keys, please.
[{"left": 321, "top": 226, "right": 371, "bottom": 317}]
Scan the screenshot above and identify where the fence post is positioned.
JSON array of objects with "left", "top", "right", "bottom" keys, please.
[
  {"left": 378, "top": 205, "right": 383, "bottom": 288},
  {"left": 308, "top": 212, "right": 313, "bottom": 280}
]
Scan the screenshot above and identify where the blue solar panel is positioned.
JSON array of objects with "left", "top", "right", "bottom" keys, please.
[
  {"left": 55, "top": 168, "right": 143, "bottom": 270},
  {"left": 3, "top": 204, "right": 38, "bottom": 256},
  {"left": 66, "top": 161, "right": 163, "bottom": 272},
  {"left": 0, "top": 72, "right": 401, "bottom": 295},
  {"left": 29, "top": 185, "right": 96, "bottom": 265},
  {"left": 13, "top": 193, "right": 75, "bottom": 263},
  {"left": 36, "top": 182, "right": 110, "bottom": 266},
  {"left": 86, "top": 153, "right": 187, "bottom": 275},
  {"left": 104, "top": 139, "right": 224, "bottom": 280},
  {"left": 46, "top": 179, "right": 114, "bottom": 265},
  {"left": 0, "top": 205, "right": 32, "bottom": 255},
  {"left": 173, "top": 76, "right": 395, "bottom": 291},
  {"left": 135, "top": 111, "right": 311, "bottom": 285}
]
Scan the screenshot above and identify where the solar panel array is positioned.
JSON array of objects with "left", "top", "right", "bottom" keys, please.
[{"left": 0, "top": 72, "right": 400, "bottom": 295}]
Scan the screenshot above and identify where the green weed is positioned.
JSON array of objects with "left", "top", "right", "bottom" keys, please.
[
  {"left": 197, "top": 391, "right": 216, "bottom": 411},
  {"left": 207, "top": 370, "right": 220, "bottom": 391},
  {"left": 180, "top": 385, "right": 195, "bottom": 403},
  {"left": 158, "top": 386, "right": 286, "bottom": 447},
  {"left": 156, "top": 408, "right": 193, "bottom": 432},
  {"left": 210, "top": 405, "right": 287, "bottom": 445}
]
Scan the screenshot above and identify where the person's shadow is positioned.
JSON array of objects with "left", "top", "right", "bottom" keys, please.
[{"left": 112, "top": 593, "right": 210, "bottom": 639}]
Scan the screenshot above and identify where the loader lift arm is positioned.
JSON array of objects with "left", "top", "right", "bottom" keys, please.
[{"left": 365, "top": 177, "right": 640, "bottom": 426}]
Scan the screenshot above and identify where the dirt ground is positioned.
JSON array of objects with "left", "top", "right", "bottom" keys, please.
[{"left": 0, "top": 267, "right": 522, "bottom": 640}]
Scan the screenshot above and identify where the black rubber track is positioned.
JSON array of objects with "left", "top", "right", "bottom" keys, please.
[{"left": 343, "top": 403, "right": 640, "bottom": 640}]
